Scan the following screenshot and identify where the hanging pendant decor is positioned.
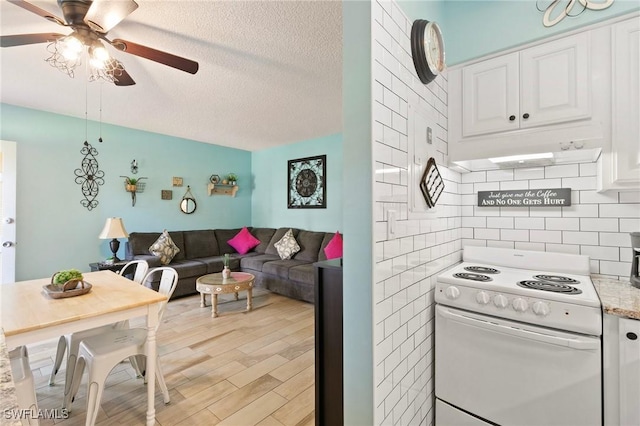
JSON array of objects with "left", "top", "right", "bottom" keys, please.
[{"left": 74, "top": 141, "right": 105, "bottom": 211}]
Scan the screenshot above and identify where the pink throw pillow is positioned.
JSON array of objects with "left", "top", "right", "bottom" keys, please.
[
  {"left": 227, "top": 227, "right": 261, "bottom": 255},
  {"left": 324, "top": 232, "right": 343, "bottom": 259}
]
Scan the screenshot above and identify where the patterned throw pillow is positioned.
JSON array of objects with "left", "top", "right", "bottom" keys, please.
[
  {"left": 149, "top": 230, "right": 180, "bottom": 265},
  {"left": 274, "top": 229, "right": 300, "bottom": 260}
]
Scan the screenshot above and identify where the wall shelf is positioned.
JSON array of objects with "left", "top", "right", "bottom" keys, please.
[{"left": 207, "top": 183, "right": 238, "bottom": 197}]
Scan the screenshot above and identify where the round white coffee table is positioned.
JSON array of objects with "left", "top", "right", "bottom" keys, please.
[{"left": 195, "top": 272, "right": 255, "bottom": 318}]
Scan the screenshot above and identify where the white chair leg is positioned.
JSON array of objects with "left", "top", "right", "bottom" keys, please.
[
  {"left": 128, "top": 355, "right": 143, "bottom": 378},
  {"left": 67, "top": 356, "right": 85, "bottom": 410},
  {"left": 84, "top": 378, "right": 106, "bottom": 426},
  {"left": 155, "top": 355, "right": 170, "bottom": 404},
  {"left": 62, "top": 351, "right": 78, "bottom": 409},
  {"left": 62, "top": 335, "right": 84, "bottom": 409},
  {"left": 48, "top": 336, "right": 67, "bottom": 386},
  {"left": 9, "top": 346, "right": 40, "bottom": 426}
]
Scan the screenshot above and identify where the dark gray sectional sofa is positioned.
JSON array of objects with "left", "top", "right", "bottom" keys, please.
[{"left": 125, "top": 227, "right": 340, "bottom": 302}]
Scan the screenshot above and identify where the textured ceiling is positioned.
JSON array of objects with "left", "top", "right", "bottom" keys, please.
[{"left": 0, "top": 0, "right": 343, "bottom": 151}]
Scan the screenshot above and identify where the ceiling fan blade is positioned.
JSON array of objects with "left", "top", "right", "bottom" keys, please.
[
  {"left": 112, "top": 69, "right": 136, "bottom": 86},
  {"left": 0, "top": 33, "right": 65, "bottom": 47},
  {"left": 84, "top": 0, "right": 139, "bottom": 33},
  {"left": 6, "top": 0, "right": 65, "bottom": 26},
  {"left": 110, "top": 38, "right": 199, "bottom": 74}
]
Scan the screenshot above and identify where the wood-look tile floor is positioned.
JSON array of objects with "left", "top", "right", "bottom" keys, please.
[{"left": 26, "top": 290, "right": 315, "bottom": 426}]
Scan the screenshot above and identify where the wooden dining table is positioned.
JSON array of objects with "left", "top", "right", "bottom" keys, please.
[{"left": 0, "top": 270, "right": 167, "bottom": 426}]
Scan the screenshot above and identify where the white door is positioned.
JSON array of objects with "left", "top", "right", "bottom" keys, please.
[
  {"left": 462, "top": 52, "right": 519, "bottom": 137},
  {"left": 0, "top": 141, "right": 17, "bottom": 283},
  {"left": 520, "top": 32, "right": 591, "bottom": 128}
]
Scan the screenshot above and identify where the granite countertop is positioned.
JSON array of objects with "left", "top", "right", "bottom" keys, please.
[
  {"left": 0, "top": 329, "right": 21, "bottom": 426},
  {"left": 593, "top": 277, "right": 640, "bottom": 320}
]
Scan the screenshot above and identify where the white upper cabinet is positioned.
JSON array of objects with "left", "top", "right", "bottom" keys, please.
[
  {"left": 462, "top": 33, "right": 590, "bottom": 138},
  {"left": 598, "top": 16, "right": 640, "bottom": 191},
  {"left": 462, "top": 52, "right": 519, "bottom": 136},
  {"left": 520, "top": 33, "right": 591, "bottom": 128},
  {"left": 449, "top": 26, "right": 609, "bottom": 163}
]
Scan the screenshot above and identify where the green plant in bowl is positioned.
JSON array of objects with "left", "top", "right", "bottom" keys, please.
[{"left": 53, "top": 269, "right": 84, "bottom": 291}]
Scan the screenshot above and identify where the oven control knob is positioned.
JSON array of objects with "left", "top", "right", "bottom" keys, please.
[
  {"left": 445, "top": 286, "right": 460, "bottom": 300},
  {"left": 532, "top": 301, "right": 550, "bottom": 316},
  {"left": 476, "top": 291, "right": 491, "bottom": 305},
  {"left": 494, "top": 294, "right": 508, "bottom": 309},
  {"left": 513, "top": 298, "right": 529, "bottom": 312}
]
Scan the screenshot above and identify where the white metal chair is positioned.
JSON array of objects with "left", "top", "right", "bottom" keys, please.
[
  {"left": 50, "top": 260, "right": 149, "bottom": 409},
  {"left": 118, "top": 259, "right": 149, "bottom": 283},
  {"left": 68, "top": 267, "right": 178, "bottom": 425},
  {"left": 9, "top": 346, "right": 40, "bottom": 426}
]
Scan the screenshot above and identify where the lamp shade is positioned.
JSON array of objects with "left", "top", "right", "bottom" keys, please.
[{"left": 98, "top": 217, "right": 129, "bottom": 239}]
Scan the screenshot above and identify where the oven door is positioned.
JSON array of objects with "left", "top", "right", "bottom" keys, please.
[{"left": 435, "top": 305, "right": 601, "bottom": 426}]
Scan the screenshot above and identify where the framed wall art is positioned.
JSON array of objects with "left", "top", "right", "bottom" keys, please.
[{"left": 288, "top": 155, "right": 326, "bottom": 208}]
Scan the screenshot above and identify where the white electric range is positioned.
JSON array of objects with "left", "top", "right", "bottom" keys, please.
[{"left": 435, "top": 246, "right": 603, "bottom": 426}]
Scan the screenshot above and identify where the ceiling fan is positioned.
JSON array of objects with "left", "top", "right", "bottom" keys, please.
[{"left": 0, "top": 0, "right": 199, "bottom": 86}]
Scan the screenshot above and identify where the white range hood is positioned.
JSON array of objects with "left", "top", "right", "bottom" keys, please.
[{"left": 450, "top": 147, "right": 602, "bottom": 172}]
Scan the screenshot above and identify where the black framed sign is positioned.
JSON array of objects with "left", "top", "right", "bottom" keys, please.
[{"left": 288, "top": 155, "right": 326, "bottom": 208}]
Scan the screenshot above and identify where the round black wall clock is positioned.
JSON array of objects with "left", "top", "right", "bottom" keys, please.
[
  {"left": 411, "top": 19, "right": 445, "bottom": 85},
  {"left": 287, "top": 155, "right": 326, "bottom": 209}
]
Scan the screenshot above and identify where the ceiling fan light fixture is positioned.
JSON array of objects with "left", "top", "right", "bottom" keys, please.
[
  {"left": 89, "top": 42, "right": 111, "bottom": 69},
  {"left": 59, "top": 35, "right": 83, "bottom": 60}
]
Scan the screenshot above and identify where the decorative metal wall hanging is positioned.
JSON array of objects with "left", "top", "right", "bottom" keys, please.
[
  {"left": 420, "top": 157, "right": 444, "bottom": 208},
  {"left": 537, "top": 0, "right": 614, "bottom": 27},
  {"left": 288, "top": 155, "right": 326, "bottom": 208},
  {"left": 74, "top": 141, "right": 105, "bottom": 211},
  {"left": 120, "top": 176, "right": 147, "bottom": 207},
  {"left": 130, "top": 159, "right": 138, "bottom": 174}
]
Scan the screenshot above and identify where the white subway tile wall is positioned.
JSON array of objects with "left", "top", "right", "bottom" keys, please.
[
  {"left": 372, "top": 1, "right": 459, "bottom": 424},
  {"left": 460, "top": 163, "right": 640, "bottom": 278},
  {"left": 371, "top": 1, "right": 639, "bottom": 423}
]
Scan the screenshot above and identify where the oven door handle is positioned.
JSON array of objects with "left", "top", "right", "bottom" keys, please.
[{"left": 438, "top": 307, "right": 599, "bottom": 350}]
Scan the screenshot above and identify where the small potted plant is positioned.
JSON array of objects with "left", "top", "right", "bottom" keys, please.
[
  {"left": 227, "top": 173, "right": 238, "bottom": 186},
  {"left": 222, "top": 253, "right": 231, "bottom": 279},
  {"left": 121, "top": 176, "right": 147, "bottom": 192}
]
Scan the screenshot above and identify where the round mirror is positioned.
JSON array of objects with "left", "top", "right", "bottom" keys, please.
[{"left": 180, "top": 197, "right": 197, "bottom": 214}]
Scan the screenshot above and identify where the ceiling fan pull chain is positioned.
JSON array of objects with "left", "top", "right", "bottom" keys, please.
[
  {"left": 84, "top": 70, "right": 88, "bottom": 143},
  {"left": 99, "top": 83, "right": 103, "bottom": 143}
]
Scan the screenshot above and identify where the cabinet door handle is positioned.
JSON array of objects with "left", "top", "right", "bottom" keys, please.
[
  {"left": 523, "top": 113, "right": 530, "bottom": 119},
  {"left": 627, "top": 332, "right": 638, "bottom": 340},
  {"left": 509, "top": 115, "right": 516, "bottom": 121}
]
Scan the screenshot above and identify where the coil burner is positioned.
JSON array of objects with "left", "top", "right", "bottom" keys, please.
[
  {"left": 453, "top": 272, "right": 492, "bottom": 282},
  {"left": 534, "top": 274, "right": 580, "bottom": 285},
  {"left": 517, "top": 280, "right": 582, "bottom": 294},
  {"left": 464, "top": 266, "right": 500, "bottom": 274}
]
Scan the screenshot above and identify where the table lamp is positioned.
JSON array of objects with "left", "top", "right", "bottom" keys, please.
[{"left": 99, "top": 217, "right": 129, "bottom": 262}]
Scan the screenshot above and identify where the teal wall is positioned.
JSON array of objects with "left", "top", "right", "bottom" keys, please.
[
  {"left": 251, "top": 134, "right": 343, "bottom": 232},
  {"left": 342, "top": 1, "right": 374, "bottom": 424},
  {"left": 442, "top": 0, "right": 640, "bottom": 64},
  {"left": 0, "top": 104, "right": 251, "bottom": 281},
  {"left": 398, "top": 0, "right": 446, "bottom": 23}
]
